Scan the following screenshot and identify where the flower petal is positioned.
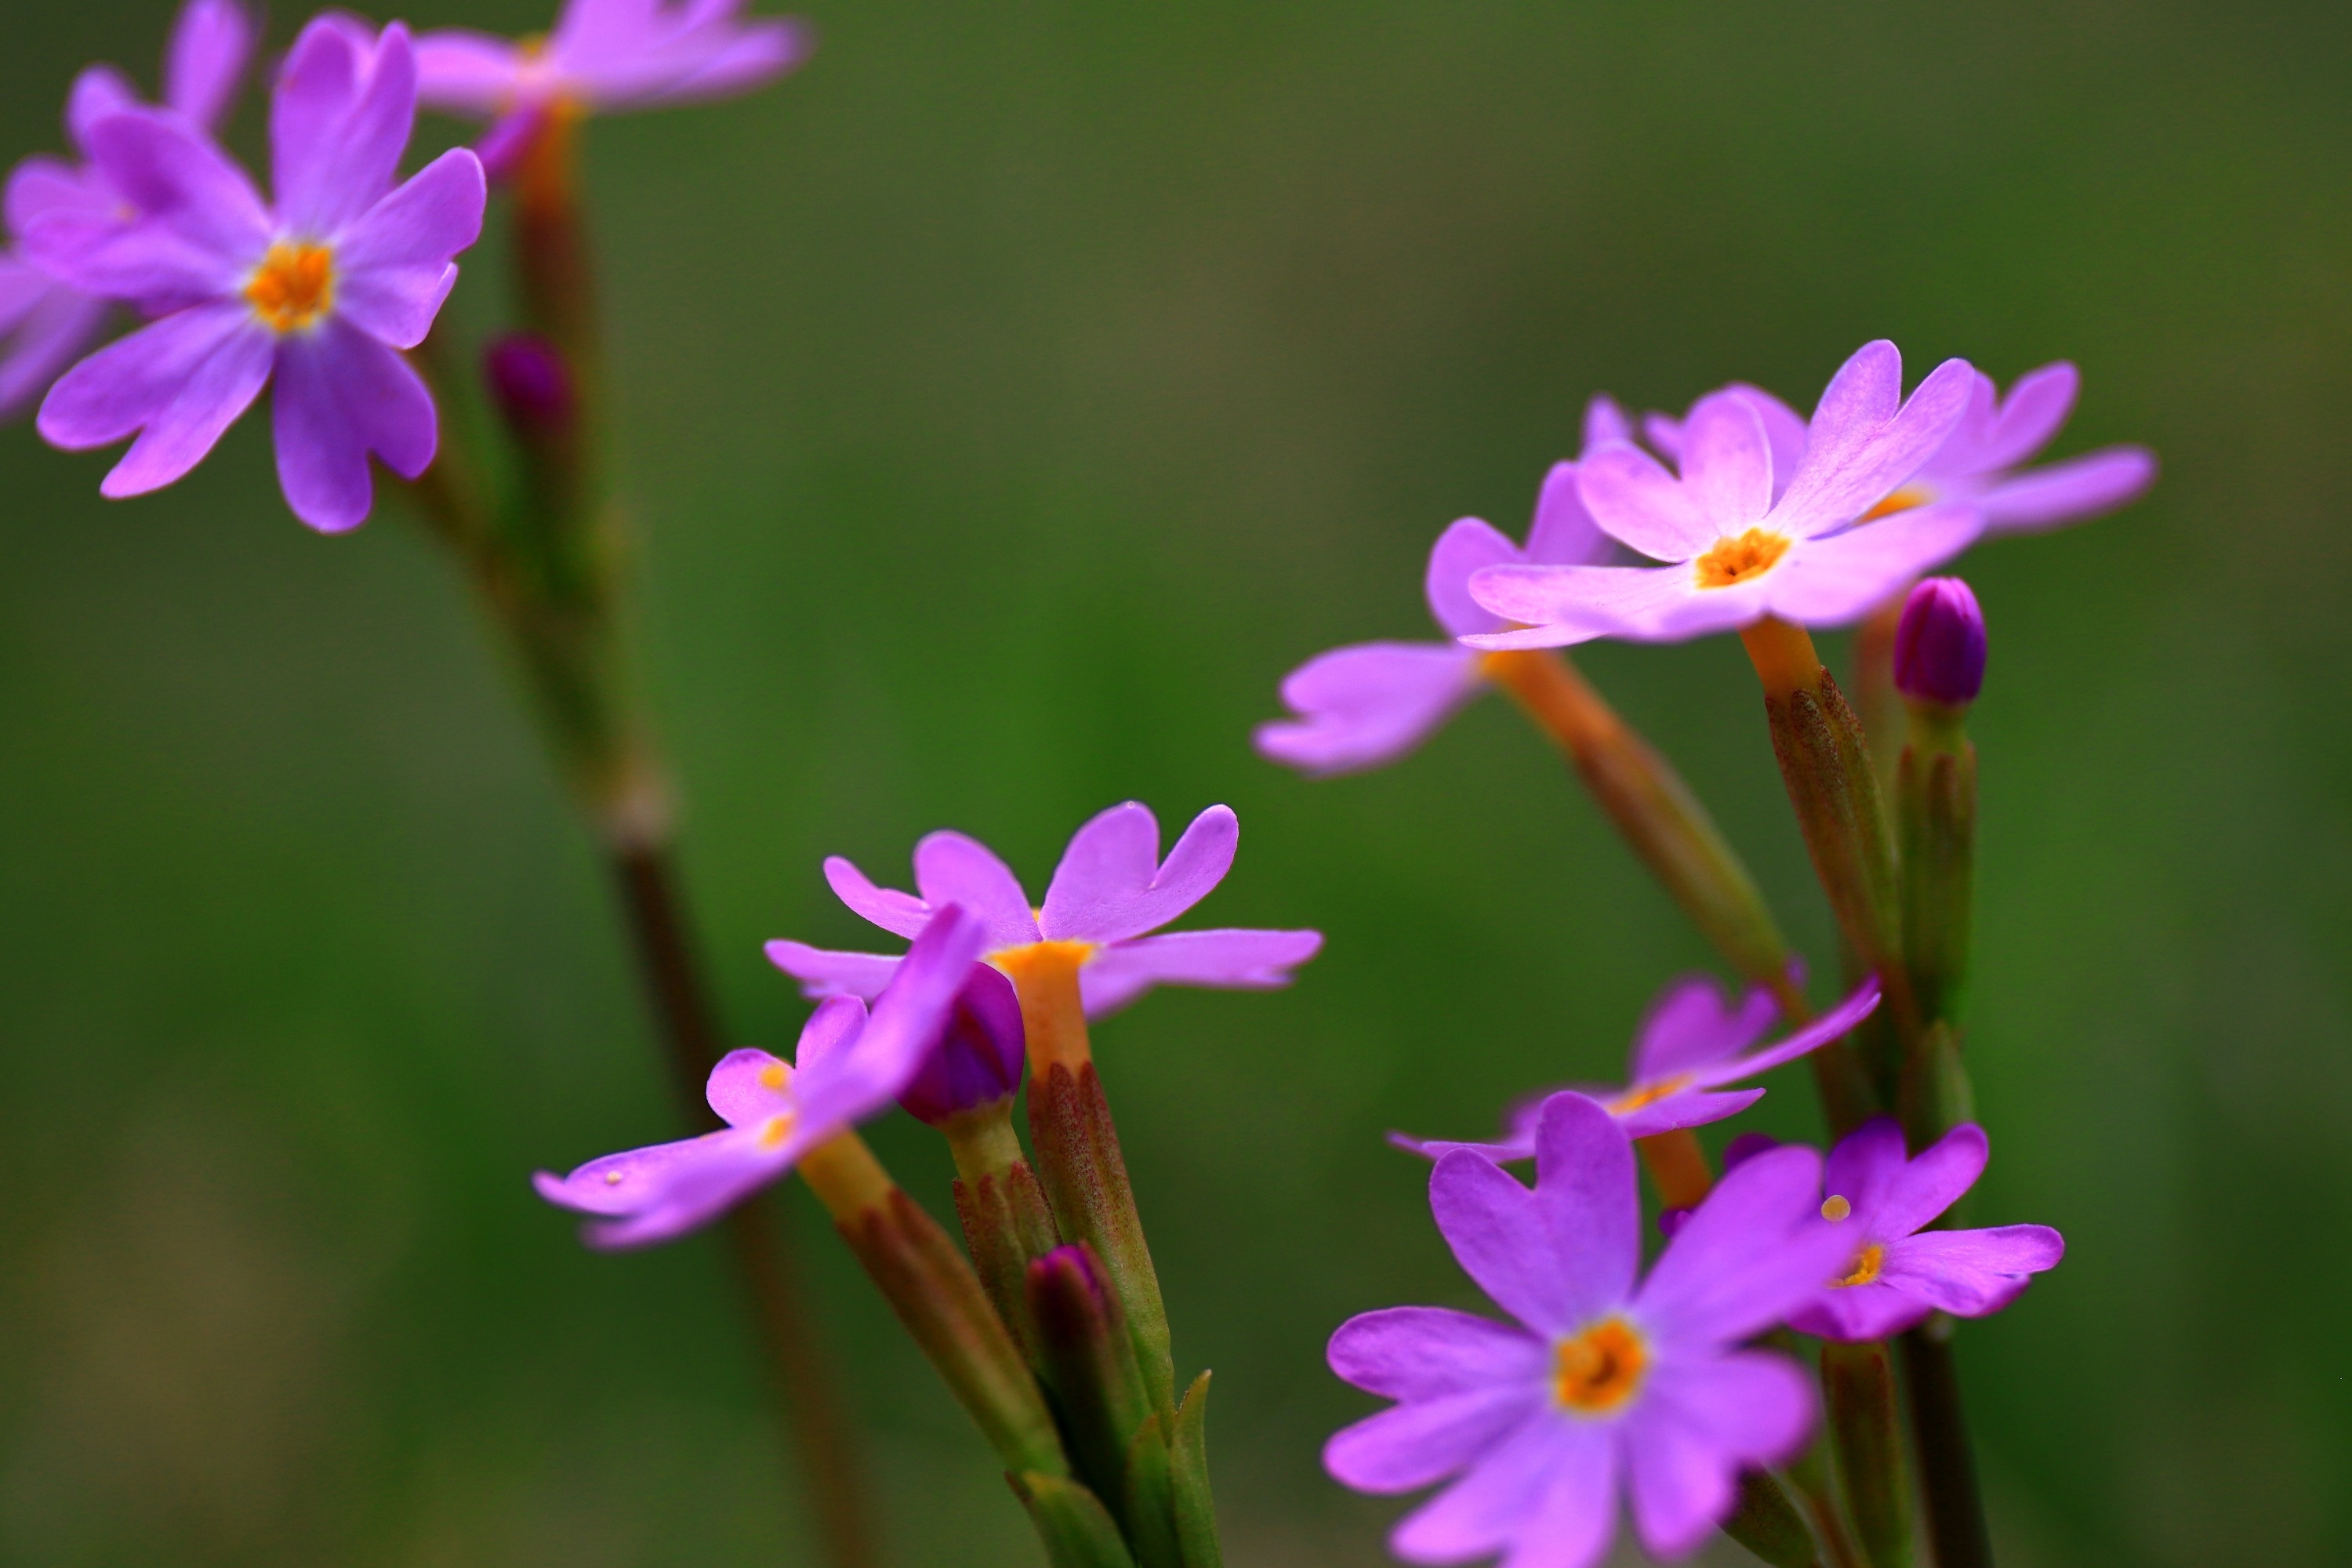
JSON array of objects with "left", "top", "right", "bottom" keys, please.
[
  {"left": 1973, "top": 361, "right": 2078, "bottom": 473},
  {"left": 822, "top": 854, "right": 932, "bottom": 940},
  {"left": 1623, "top": 1350, "right": 1814, "bottom": 1558},
  {"left": 649, "top": 18, "right": 814, "bottom": 106},
  {"left": 1687, "top": 977, "right": 1881, "bottom": 1091},
  {"left": 48, "top": 110, "right": 270, "bottom": 298},
  {"left": 1524, "top": 459, "right": 1611, "bottom": 568},
  {"left": 1462, "top": 562, "right": 1687, "bottom": 645},
  {"left": 1821, "top": 1118, "right": 1908, "bottom": 1223},
  {"left": 1501, "top": 1432, "right": 1620, "bottom": 1568},
  {"left": 1774, "top": 345, "right": 1976, "bottom": 537},
  {"left": 1388, "top": 1414, "right": 1593, "bottom": 1566},
  {"left": 762, "top": 938, "right": 899, "bottom": 1000},
  {"left": 706, "top": 1046, "right": 797, "bottom": 1128},
  {"left": 0, "top": 274, "right": 108, "bottom": 421},
  {"left": 1325, "top": 1384, "right": 1548, "bottom": 1494},
  {"left": 1629, "top": 973, "right": 1777, "bottom": 1082},
  {"left": 1679, "top": 390, "right": 1774, "bottom": 531},
  {"left": 1076, "top": 927, "right": 1323, "bottom": 1015},
  {"left": 1786, "top": 1281, "right": 1933, "bottom": 1343},
  {"left": 913, "top": 830, "right": 1039, "bottom": 949},
  {"left": 1762, "top": 502, "right": 1982, "bottom": 627},
  {"left": 1328, "top": 1305, "right": 1550, "bottom": 1402},
  {"left": 1530, "top": 1092, "right": 1642, "bottom": 1324},
  {"left": 1610, "top": 1087, "right": 1764, "bottom": 1140},
  {"left": 1256, "top": 641, "right": 1482, "bottom": 777},
  {"left": 39, "top": 301, "right": 272, "bottom": 501},
  {"left": 165, "top": 0, "right": 258, "bottom": 131},
  {"left": 1425, "top": 516, "right": 1523, "bottom": 638},
  {"left": 1576, "top": 439, "right": 1717, "bottom": 561},
  {"left": 413, "top": 29, "right": 525, "bottom": 117},
  {"left": 1581, "top": 393, "right": 1631, "bottom": 450},
  {"left": 1980, "top": 446, "right": 2157, "bottom": 535},
  {"left": 790, "top": 993, "right": 870, "bottom": 1078},
  {"left": 1878, "top": 1225, "right": 2063, "bottom": 1316},
  {"left": 792, "top": 907, "right": 988, "bottom": 1137},
  {"left": 1636, "top": 1144, "right": 1849, "bottom": 1346},
  {"left": 1040, "top": 802, "right": 1236, "bottom": 946},
  {"left": 534, "top": 1127, "right": 747, "bottom": 1217},
  {"left": 1430, "top": 1149, "right": 1575, "bottom": 1336},
  {"left": 1731, "top": 383, "right": 1810, "bottom": 502},
  {"left": 274, "top": 18, "right": 419, "bottom": 237},
  {"left": 1871, "top": 1122, "right": 1988, "bottom": 1239},
  {"left": 270, "top": 318, "right": 435, "bottom": 532},
  {"left": 333, "top": 148, "right": 485, "bottom": 348}
]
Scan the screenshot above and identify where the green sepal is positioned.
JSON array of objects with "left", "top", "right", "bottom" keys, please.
[
  {"left": 1718, "top": 1467, "right": 1823, "bottom": 1568},
  {"left": 1121, "top": 1417, "right": 1185, "bottom": 1568},
  {"left": 1007, "top": 1472, "right": 1138, "bottom": 1568},
  {"left": 1169, "top": 1371, "right": 1223, "bottom": 1568}
]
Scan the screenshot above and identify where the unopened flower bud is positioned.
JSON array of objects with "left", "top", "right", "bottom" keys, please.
[
  {"left": 1892, "top": 578, "right": 1985, "bottom": 707},
  {"left": 484, "top": 331, "right": 575, "bottom": 434},
  {"left": 899, "top": 964, "right": 1026, "bottom": 1126}
]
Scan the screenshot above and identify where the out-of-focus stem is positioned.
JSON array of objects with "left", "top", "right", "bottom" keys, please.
[
  {"left": 1853, "top": 591, "right": 1907, "bottom": 794},
  {"left": 1822, "top": 1339, "right": 1912, "bottom": 1568},
  {"left": 1896, "top": 700, "right": 1978, "bottom": 1151},
  {"left": 1480, "top": 649, "right": 1805, "bottom": 1018},
  {"left": 1738, "top": 618, "right": 1918, "bottom": 1126},
  {"left": 1900, "top": 1321, "right": 1994, "bottom": 1568},
  {"left": 1635, "top": 1128, "right": 1714, "bottom": 1210},
  {"left": 512, "top": 105, "right": 601, "bottom": 402}
]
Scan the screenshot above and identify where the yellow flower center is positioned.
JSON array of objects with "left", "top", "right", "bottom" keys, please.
[
  {"left": 1861, "top": 484, "right": 1934, "bottom": 521},
  {"left": 1834, "top": 1243, "right": 1886, "bottom": 1288},
  {"left": 1554, "top": 1318, "right": 1647, "bottom": 1414},
  {"left": 757, "top": 1112, "right": 799, "bottom": 1150},
  {"left": 1692, "top": 528, "right": 1792, "bottom": 590},
  {"left": 1606, "top": 1073, "right": 1693, "bottom": 1114},
  {"left": 244, "top": 241, "right": 336, "bottom": 334}
]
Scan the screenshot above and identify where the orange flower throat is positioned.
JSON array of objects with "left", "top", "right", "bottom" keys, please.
[
  {"left": 245, "top": 241, "right": 335, "bottom": 333},
  {"left": 1693, "top": 528, "right": 1792, "bottom": 590},
  {"left": 1553, "top": 1318, "right": 1647, "bottom": 1414},
  {"left": 1606, "top": 1073, "right": 1692, "bottom": 1114}
]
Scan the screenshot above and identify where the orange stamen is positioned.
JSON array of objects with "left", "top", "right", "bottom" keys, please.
[
  {"left": 244, "top": 241, "right": 335, "bottom": 334},
  {"left": 1553, "top": 1319, "right": 1648, "bottom": 1414},
  {"left": 1834, "top": 1243, "right": 1886, "bottom": 1287},
  {"left": 1693, "top": 528, "right": 1793, "bottom": 590}
]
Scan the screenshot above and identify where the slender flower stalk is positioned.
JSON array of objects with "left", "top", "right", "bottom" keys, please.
[{"left": 1820, "top": 1338, "right": 1911, "bottom": 1568}]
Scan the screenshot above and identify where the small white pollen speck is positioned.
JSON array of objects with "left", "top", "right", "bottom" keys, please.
[{"left": 604, "top": 1171, "right": 625, "bottom": 1185}]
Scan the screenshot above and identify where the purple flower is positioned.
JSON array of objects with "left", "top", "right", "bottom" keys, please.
[
  {"left": 537, "top": 906, "right": 986, "bottom": 1248},
  {"left": 1395, "top": 974, "right": 1881, "bottom": 1163},
  {"left": 27, "top": 19, "right": 487, "bottom": 533},
  {"left": 1327, "top": 1092, "right": 1852, "bottom": 1566},
  {"left": 1464, "top": 341, "right": 1984, "bottom": 647},
  {"left": 1254, "top": 398, "right": 1627, "bottom": 776},
  {"left": 1788, "top": 1119, "right": 2063, "bottom": 1342},
  {"left": 765, "top": 801, "right": 1323, "bottom": 1019},
  {"left": 416, "top": 0, "right": 813, "bottom": 132},
  {"left": 0, "top": 0, "right": 255, "bottom": 421},
  {"left": 1892, "top": 576, "right": 1986, "bottom": 706},
  {"left": 895, "top": 962, "right": 1026, "bottom": 1126}
]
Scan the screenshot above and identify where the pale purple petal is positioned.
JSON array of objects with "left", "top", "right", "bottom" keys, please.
[
  {"left": 579, "top": 1136, "right": 788, "bottom": 1249},
  {"left": 822, "top": 854, "right": 932, "bottom": 940},
  {"left": 762, "top": 938, "right": 898, "bottom": 1000},
  {"left": 1685, "top": 977, "right": 1881, "bottom": 1091},
  {"left": 1678, "top": 391, "right": 1773, "bottom": 530},
  {"left": 1328, "top": 1306, "right": 1550, "bottom": 1402},
  {"left": 1773, "top": 350, "right": 1976, "bottom": 539},
  {"left": 534, "top": 1127, "right": 746, "bottom": 1217},
  {"left": 8, "top": 155, "right": 115, "bottom": 233},
  {"left": 1524, "top": 460, "right": 1610, "bottom": 567},
  {"left": 333, "top": 148, "right": 485, "bottom": 348},
  {"left": 1606, "top": 572, "right": 1773, "bottom": 643},
  {"left": 0, "top": 276, "right": 108, "bottom": 420},
  {"left": 413, "top": 30, "right": 526, "bottom": 116},
  {"left": 1528, "top": 1092, "right": 1642, "bottom": 1325},
  {"left": 1972, "top": 361, "right": 2078, "bottom": 474},
  {"left": 165, "top": 0, "right": 256, "bottom": 130},
  {"left": 1635, "top": 1144, "right": 1849, "bottom": 1346},
  {"left": 646, "top": 18, "right": 812, "bottom": 105},
  {"left": 706, "top": 1046, "right": 795, "bottom": 1127},
  {"left": 1629, "top": 974, "right": 1777, "bottom": 1082},
  {"left": 270, "top": 318, "right": 436, "bottom": 531},
  {"left": 1979, "top": 447, "right": 2156, "bottom": 535},
  {"left": 274, "top": 18, "right": 418, "bottom": 237},
  {"left": 56, "top": 110, "right": 270, "bottom": 296},
  {"left": 1760, "top": 502, "right": 1981, "bottom": 626},
  {"left": 1581, "top": 394, "right": 1631, "bottom": 451},
  {"left": 67, "top": 67, "right": 142, "bottom": 152},
  {"left": 1461, "top": 562, "right": 1688, "bottom": 646},
  {"left": 1576, "top": 440, "right": 1717, "bottom": 561},
  {"left": 1040, "top": 802, "right": 1236, "bottom": 946},
  {"left": 1387, "top": 1128, "right": 1540, "bottom": 1165},
  {"left": 1731, "top": 384, "right": 1809, "bottom": 501},
  {"left": 1877, "top": 1225, "right": 2063, "bottom": 1316},
  {"left": 1786, "top": 1282, "right": 1933, "bottom": 1344},
  {"left": 1640, "top": 412, "right": 1682, "bottom": 463},
  {"left": 910, "top": 831, "right": 1038, "bottom": 949},
  {"left": 38, "top": 301, "right": 270, "bottom": 495},
  {"left": 1870, "top": 1122, "right": 1987, "bottom": 1239},
  {"left": 1622, "top": 1352, "right": 1814, "bottom": 1557},
  {"left": 1610, "top": 1087, "right": 1765, "bottom": 1140},
  {"left": 1388, "top": 1415, "right": 1593, "bottom": 1566},
  {"left": 1256, "top": 641, "right": 1484, "bottom": 776},
  {"left": 1076, "top": 927, "right": 1323, "bottom": 1015},
  {"left": 1326, "top": 1385, "right": 1549, "bottom": 1494},
  {"left": 1501, "top": 1435, "right": 1620, "bottom": 1568},
  {"left": 1429, "top": 1150, "right": 1577, "bottom": 1336},
  {"left": 1425, "top": 517, "right": 1523, "bottom": 637},
  {"left": 789, "top": 993, "right": 870, "bottom": 1078}
]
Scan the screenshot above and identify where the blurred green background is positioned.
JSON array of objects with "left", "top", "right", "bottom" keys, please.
[{"left": 5, "top": 2, "right": 2349, "bottom": 1563}]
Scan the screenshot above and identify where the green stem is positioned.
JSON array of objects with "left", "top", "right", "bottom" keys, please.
[{"left": 1902, "top": 1320, "right": 1995, "bottom": 1568}]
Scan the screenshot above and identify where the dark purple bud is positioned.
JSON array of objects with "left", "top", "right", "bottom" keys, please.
[
  {"left": 897, "top": 963, "right": 1027, "bottom": 1126},
  {"left": 1892, "top": 577, "right": 1986, "bottom": 706},
  {"left": 484, "top": 331, "right": 575, "bottom": 433}
]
